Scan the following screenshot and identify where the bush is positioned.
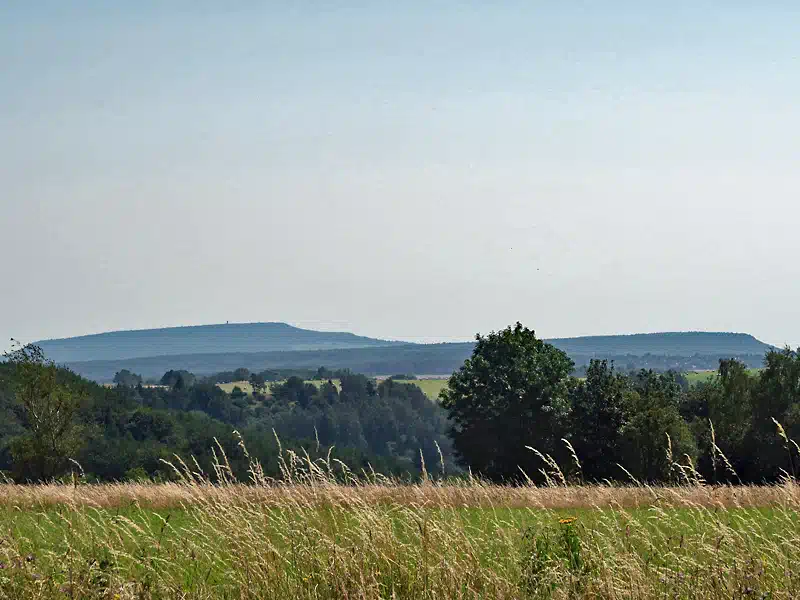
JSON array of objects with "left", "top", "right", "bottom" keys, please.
[{"left": 124, "top": 467, "right": 150, "bottom": 483}]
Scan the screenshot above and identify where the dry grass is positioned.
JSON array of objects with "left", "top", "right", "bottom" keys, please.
[
  {"left": 0, "top": 480, "right": 798, "bottom": 511},
  {"left": 0, "top": 445, "right": 799, "bottom": 599}
]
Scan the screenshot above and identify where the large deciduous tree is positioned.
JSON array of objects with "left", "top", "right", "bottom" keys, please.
[
  {"left": 3, "top": 342, "right": 84, "bottom": 481},
  {"left": 440, "top": 323, "right": 573, "bottom": 481}
]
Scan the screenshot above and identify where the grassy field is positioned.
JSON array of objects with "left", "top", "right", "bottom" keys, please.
[
  {"left": 685, "top": 371, "right": 716, "bottom": 385},
  {"left": 1, "top": 449, "right": 799, "bottom": 599},
  {"left": 216, "top": 378, "right": 449, "bottom": 400},
  {"left": 685, "top": 368, "right": 761, "bottom": 386},
  {"left": 394, "top": 378, "right": 449, "bottom": 399}
]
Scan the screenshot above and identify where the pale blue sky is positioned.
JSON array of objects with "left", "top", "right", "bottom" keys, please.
[{"left": 2, "top": 2, "right": 799, "bottom": 348}]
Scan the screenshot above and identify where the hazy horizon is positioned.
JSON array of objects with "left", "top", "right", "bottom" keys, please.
[
  {"left": 2, "top": 2, "right": 799, "bottom": 351},
  {"left": 26, "top": 320, "right": 783, "bottom": 351}
]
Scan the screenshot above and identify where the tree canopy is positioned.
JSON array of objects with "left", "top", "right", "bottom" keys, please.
[
  {"left": 440, "top": 323, "right": 574, "bottom": 481},
  {"left": 442, "top": 324, "right": 800, "bottom": 485},
  {"left": 3, "top": 343, "right": 84, "bottom": 480}
]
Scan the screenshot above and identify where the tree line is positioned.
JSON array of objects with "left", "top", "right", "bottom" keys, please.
[
  {"left": 0, "top": 343, "right": 453, "bottom": 482},
  {"left": 1, "top": 323, "right": 799, "bottom": 484},
  {"left": 114, "top": 366, "right": 355, "bottom": 388},
  {"left": 442, "top": 323, "right": 800, "bottom": 483}
]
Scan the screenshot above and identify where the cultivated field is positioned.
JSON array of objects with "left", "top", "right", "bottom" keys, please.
[
  {"left": 216, "top": 378, "right": 449, "bottom": 400},
  {"left": 1, "top": 450, "right": 799, "bottom": 599},
  {"left": 395, "top": 378, "right": 448, "bottom": 399}
]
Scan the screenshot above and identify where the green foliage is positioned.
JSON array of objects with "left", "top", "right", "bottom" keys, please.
[
  {"left": 248, "top": 372, "right": 267, "bottom": 395},
  {"left": 570, "top": 360, "right": 628, "bottom": 481},
  {"left": 441, "top": 323, "right": 574, "bottom": 482},
  {"left": 521, "top": 518, "right": 586, "bottom": 596},
  {"left": 746, "top": 347, "right": 800, "bottom": 480},
  {"left": 2, "top": 342, "right": 85, "bottom": 481},
  {"left": 619, "top": 370, "right": 697, "bottom": 483},
  {"left": 441, "top": 323, "right": 800, "bottom": 485},
  {"left": 159, "top": 369, "right": 195, "bottom": 389},
  {"left": 0, "top": 345, "right": 456, "bottom": 481},
  {"left": 124, "top": 466, "right": 149, "bottom": 482},
  {"left": 112, "top": 369, "right": 142, "bottom": 387},
  {"left": 2, "top": 326, "right": 799, "bottom": 486}
]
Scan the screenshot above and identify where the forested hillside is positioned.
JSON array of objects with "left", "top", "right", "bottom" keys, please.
[{"left": 0, "top": 350, "right": 453, "bottom": 482}]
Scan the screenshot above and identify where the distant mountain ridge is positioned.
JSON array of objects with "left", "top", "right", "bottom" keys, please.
[
  {"left": 548, "top": 332, "right": 774, "bottom": 357},
  {"left": 31, "top": 324, "right": 778, "bottom": 382},
  {"left": 35, "top": 322, "right": 402, "bottom": 363}
]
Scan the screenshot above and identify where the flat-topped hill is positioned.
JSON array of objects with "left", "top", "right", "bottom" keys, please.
[
  {"left": 548, "top": 331, "right": 774, "bottom": 357},
  {"left": 31, "top": 325, "right": 777, "bottom": 382},
  {"left": 35, "top": 322, "right": 401, "bottom": 363}
]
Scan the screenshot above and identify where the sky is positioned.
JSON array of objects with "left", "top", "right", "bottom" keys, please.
[{"left": 1, "top": 1, "right": 799, "bottom": 349}]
